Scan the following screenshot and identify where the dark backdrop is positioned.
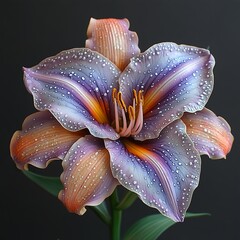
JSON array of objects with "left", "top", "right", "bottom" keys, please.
[{"left": 2, "top": 0, "right": 240, "bottom": 239}]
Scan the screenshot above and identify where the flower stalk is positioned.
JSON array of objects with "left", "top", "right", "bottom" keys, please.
[
  {"left": 116, "top": 191, "right": 138, "bottom": 210},
  {"left": 110, "top": 189, "right": 122, "bottom": 240}
]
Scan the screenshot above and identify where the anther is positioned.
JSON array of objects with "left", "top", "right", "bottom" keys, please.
[
  {"left": 117, "top": 92, "right": 127, "bottom": 112},
  {"left": 133, "top": 89, "right": 138, "bottom": 105}
]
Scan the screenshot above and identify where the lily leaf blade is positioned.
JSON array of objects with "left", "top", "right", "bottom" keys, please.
[
  {"left": 22, "top": 170, "right": 112, "bottom": 224},
  {"left": 123, "top": 212, "right": 210, "bottom": 240},
  {"left": 22, "top": 170, "right": 63, "bottom": 197}
]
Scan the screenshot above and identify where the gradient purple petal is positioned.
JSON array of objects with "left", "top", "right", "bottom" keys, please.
[
  {"left": 24, "top": 48, "right": 121, "bottom": 140},
  {"left": 59, "top": 135, "right": 118, "bottom": 215},
  {"left": 105, "top": 120, "right": 201, "bottom": 222},
  {"left": 182, "top": 108, "right": 234, "bottom": 159},
  {"left": 119, "top": 42, "right": 215, "bottom": 140},
  {"left": 10, "top": 111, "right": 86, "bottom": 170},
  {"left": 86, "top": 18, "right": 140, "bottom": 70}
]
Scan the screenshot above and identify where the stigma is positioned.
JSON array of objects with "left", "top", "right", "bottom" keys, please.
[{"left": 112, "top": 88, "right": 144, "bottom": 137}]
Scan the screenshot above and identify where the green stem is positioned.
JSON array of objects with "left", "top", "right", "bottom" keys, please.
[
  {"left": 116, "top": 191, "right": 138, "bottom": 210},
  {"left": 110, "top": 189, "right": 122, "bottom": 240},
  {"left": 91, "top": 203, "right": 111, "bottom": 225}
]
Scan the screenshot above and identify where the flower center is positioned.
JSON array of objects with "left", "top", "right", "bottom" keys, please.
[{"left": 112, "top": 88, "right": 144, "bottom": 137}]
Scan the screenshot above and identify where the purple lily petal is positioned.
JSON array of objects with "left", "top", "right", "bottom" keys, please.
[
  {"left": 24, "top": 48, "right": 121, "bottom": 140},
  {"left": 86, "top": 18, "right": 140, "bottom": 71},
  {"left": 105, "top": 119, "right": 201, "bottom": 222},
  {"left": 59, "top": 135, "right": 118, "bottom": 215},
  {"left": 10, "top": 111, "right": 87, "bottom": 170},
  {"left": 119, "top": 42, "right": 215, "bottom": 140},
  {"left": 182, "top": 108, "right": 234, "bottom": 159}
]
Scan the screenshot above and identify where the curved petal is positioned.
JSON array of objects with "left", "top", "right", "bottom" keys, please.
[
  {"left": 10, "top": 111, "right": 86, "bottom": 170},
  {"left": 24, "top": 48, "right": 121, "bottom": 140},
  {"left": 59, "top": 135, "right": 118, "bottom": 215},
  {"left": 86, "top": 18, "right": 140, "bottom": 71},
  {"left": 105, "top": 120, "right": 201, "bottom": 222},
  {"left": 119, "top": 42, "right": 215, "bottom": 140},
  {"left": 181, "top": 108, "right": 234, "bottom": 159}
]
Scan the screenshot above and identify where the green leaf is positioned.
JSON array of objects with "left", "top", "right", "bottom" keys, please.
[
  {"left": 123, "top": 212, "right": 210, "bottom": 240},
  {"left": 22, "top": 170, "right": 63, "bottom": 197},
  {"left": 23, "top": 170, "right": 112, "bottom": 225}
]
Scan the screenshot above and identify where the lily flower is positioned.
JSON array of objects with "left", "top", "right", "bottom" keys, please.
[{"left": 10, "top": 18, "right": 233, "bottom": 222}]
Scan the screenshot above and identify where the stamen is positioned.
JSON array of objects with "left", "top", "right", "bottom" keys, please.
[
  {"left": 114, "top": 99, "right": 120, "bottom": 132},
  {"left": 120, "top": 108, "right": 127, "bottom": 134},
  {"left": 138, "top": 90, "right": 144, "bottom": 104},
  {"left": 112, "top": 88, "right": 117, "bottom": 99},
  {"left": 131, "top": 101, "right": 143, "bottom": 135},
  {"left": 112, "top": 88, "right": 144, "bottom": 137},
  {"left": 131, "top": 90, "right": 144, "bottom": 135},
  {"left": 120, "top": 106, "right": 135, "bottom": 137},
  {"left": 112, "top": 88, "right": 119, "bottom": 132},
  {"left": 133, "top": 89, "right": 138, "bottom": 105},
  {"left": 117, "top": 92, "right": 127, "bottom": 112}
]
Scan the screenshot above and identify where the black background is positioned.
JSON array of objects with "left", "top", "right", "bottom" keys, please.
[{"left": 2, "top": 0, "right": 240, "bottom": 239}]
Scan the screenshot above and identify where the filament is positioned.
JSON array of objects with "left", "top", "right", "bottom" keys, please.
[{"left": 112, "top": 88, "right": 144, "bottom": 137}]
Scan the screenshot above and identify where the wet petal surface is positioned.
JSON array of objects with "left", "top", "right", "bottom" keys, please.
[
  {"left": 86, "top": 18, "right": 140, "bottom": 70},
  {"left": 119, "top": 42, "right": 215, "bottom": 140},
  {"left": 59, "top": 135, "right": 118, "bottom": 215},
  {"left": 10, "top": 111, "right": 86, "bottom": 170},
  {"left": 105, "top": 120, "right": 201, "bottom": 222},
  {"left": 182, "top": 108, "right": 234, "bottom": 159},
  {"left": 24, "top": 48, "right": 121, "bottom": 140}
]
